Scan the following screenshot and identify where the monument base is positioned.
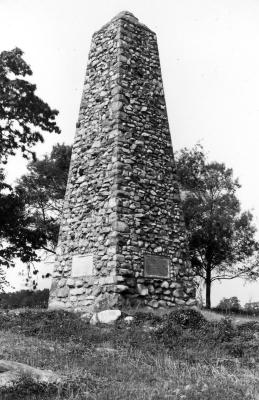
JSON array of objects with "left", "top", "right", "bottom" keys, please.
[{"left": 49, "top": 268, "right": 196, "bottom": 314}]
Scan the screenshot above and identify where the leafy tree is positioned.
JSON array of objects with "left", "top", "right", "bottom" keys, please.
[
  {"left": 0, "top": 171, "right": 42, "bottom": 291},
  {"left": 176, "top": 144, "right": 259, "bottom": 309},
  {"left": 0, "top": 144, "right": 71, "bottom": 291},
  {"left": 244, "top": 301, "right": 259, "bottom": 312},
  {"left": 0, "top": 47, "right": 60, "bottom": 164},
  {"left": 217, "top": 296, "right": 241, "bottom": 313},
  {"left": 0, "top": 47, "right": 60, "bottom": 289},
  {"left": 16, "top": 143, "right": 72, "bottom": 254},
  {"left": 0, "top": 288, "right": 49, "bottom": 309}
]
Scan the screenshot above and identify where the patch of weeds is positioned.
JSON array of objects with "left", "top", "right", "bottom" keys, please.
[
  {"left": 0, "top": 310, "right": 86, "bottom": 339},
  {"left": 237, "top": 321, "right": 259, "bottom": 334},
  {"left": 154, "top": 309, "right": 208, "bottom": 348},
  {"left": 107, "top": 325, "right": 162, "bottom": 354},
  {"left": 172, "top": 380, "right": 256, "bottom": 400},
  {"left": 0, "top": 376, "right": 89, "bottom": 400},
  {"left": 0, "top": 310, "right": 115, "bottom": 347},
  {"left": 0, "top": 376, "right": 59, "bottom": 400},
  {"left": 212, "top": 317, "right": 237, "bottom": 342},
  {"left": 163, "top": 308, "right": 207, "bottom": 329},
  {"left": 130, "top": 311, "right": 162, "bottom": 326},
  {"left": 222, "top": 337, "right": 259, "bottom": 361}
]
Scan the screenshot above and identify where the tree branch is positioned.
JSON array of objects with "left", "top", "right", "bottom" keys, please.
[{"left": 41, "top": 245, "right": 56, "bottom": 255}]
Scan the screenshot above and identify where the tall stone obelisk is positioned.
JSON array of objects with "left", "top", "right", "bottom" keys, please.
[{"left": 49, "top": 11, "right": 196, "bottom": 313}]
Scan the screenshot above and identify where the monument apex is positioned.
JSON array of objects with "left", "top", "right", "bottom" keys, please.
[{"left": 49, "top": 12, "right": 196, "bottom": 313}]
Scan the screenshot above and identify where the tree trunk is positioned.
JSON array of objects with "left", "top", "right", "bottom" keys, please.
[{"left": 205, "top": 265, "right": 211, "bottom": 309}]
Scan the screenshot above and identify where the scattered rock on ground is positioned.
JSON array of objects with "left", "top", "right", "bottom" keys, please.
[
  {"left": 95, "top": 347, "right": 119, "bottom": 353},
  {"left": 90, "top": 309, "right": 121, "bottom": 325},
  {"left": 124, "top": 316, "right": 134, "bottom": 324},
  {"left": 80, "top": 312, "right": 91, "bottom": 321},
  {"left": 90, "top": 313, "right": 99, "bottom": 325},
  {"left": 0, "top": 359, "right": 61, "bottom": 389}
]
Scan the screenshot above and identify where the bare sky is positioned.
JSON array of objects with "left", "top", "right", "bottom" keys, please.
[{"left": 1, "top": 0, "right": 259, "bottom": 305}]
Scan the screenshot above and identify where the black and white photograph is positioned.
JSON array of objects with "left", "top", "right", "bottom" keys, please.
[{"left": 0, "top": 0, "right": 259, "bottom": 398}]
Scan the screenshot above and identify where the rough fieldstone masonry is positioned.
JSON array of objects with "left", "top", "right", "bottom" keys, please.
[{"left": 48, "top": 11, "right": 196, "bottom": 313}]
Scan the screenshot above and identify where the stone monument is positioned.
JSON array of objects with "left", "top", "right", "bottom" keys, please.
[{"left": 49, "top": 11, "right": 196, "bottom": 313}]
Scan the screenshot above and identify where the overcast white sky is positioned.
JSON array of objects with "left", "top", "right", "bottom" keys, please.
[{"left": 1, "top": 0, "right": 259, "bottom": 305}]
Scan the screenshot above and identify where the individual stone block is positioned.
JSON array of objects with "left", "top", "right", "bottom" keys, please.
[
  {"left": 56, "top": 287, "right": 69, "bottom": 298},
  {"left": 70, "top": 287, "right": 85, "bottom": 296},
  {"left": 112, "top": 221, "right": 129, "bottom": 232},
  {"left": 66, "top": 278, "right": 75, "bottom": 288},
  {"left": 48, "top": 300, "right": 65, "bottom": 310},
  {"left": 75, "top": 280, "right": 84, "bottom": 287},
  {"left": 137, "top": 284, "right": 149, "bottom": 296},
  {"left": 175, "top": 298, "right": 186, "bottom": 305},
  {"left": 116, "top": 285, "right": 128, "bottom": 292},
  {"left": 161, "top": 281, "right": 169, "bottom": 289},
  {"left": 57, "top": 279, "right": 66, "bottom": 288}
]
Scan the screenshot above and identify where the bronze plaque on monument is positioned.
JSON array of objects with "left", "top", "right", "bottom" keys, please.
[{"left": 144, "top": 255, "right": 170, "bottom": 278}]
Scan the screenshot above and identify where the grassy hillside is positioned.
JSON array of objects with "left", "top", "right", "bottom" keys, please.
[{"left": 0, "top": 308, "right": 258, "bottom": 399}]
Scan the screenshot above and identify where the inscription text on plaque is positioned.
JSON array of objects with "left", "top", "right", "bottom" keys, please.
[{"left": 144, "top": 255, "right": 169, "bottom": 278}]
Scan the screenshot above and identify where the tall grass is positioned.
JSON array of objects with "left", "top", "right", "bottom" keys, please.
[{"left": 0, "top": 308, "right": 258, "bottom": 399}]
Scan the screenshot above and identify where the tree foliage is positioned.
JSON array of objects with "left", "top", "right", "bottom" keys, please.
[
  {"left": 0, "top": 143, "right": 71, "bottom": 291},
  {"left": 16, "top": 143, "right": 72, "bottom": 254},
  {"left": 0, "top": 47, "right": 61, "bottom": 290},
  {"left": 176, "top": 144, "right": 259, "bottom": 308},
  {"left": 0, "top": 47, "right": 60, "bottom": 163},
  {"left": 217, "top": 297, "right": 241, "bottom": 313},
  {"left": 0, "top": 170, "right": 42, "bottom": 291},
  {"left": 0, "top": 288, "right": 49, "bottom": 309},
  {"left": 244, "top": 301, "right": 259, "bottom": 312}
]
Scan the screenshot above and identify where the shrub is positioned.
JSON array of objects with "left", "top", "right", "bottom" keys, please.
[
  {"left": 164, "top": 308, "right": 206, "bottom": 329},
  {"left": 237, "top": 321, "right": 259, "bottom": 334},
  {"left": 152, "top": 308, "right": 208, "bottom": 351},
  {"left": 222, "top": 337, "right": 259, "bottom": 360},
  {"left": 213, "top": 318, "right": 237, "bottom": 342}
]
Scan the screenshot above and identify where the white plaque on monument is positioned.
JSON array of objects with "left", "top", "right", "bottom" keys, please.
[{"left": 71, "top": 254, "right": 94, "bottom": 277}]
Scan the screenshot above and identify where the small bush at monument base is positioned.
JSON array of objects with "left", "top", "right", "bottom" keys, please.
[{"left": 0, "top": 308, "right": 258, "bottom": 399}]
